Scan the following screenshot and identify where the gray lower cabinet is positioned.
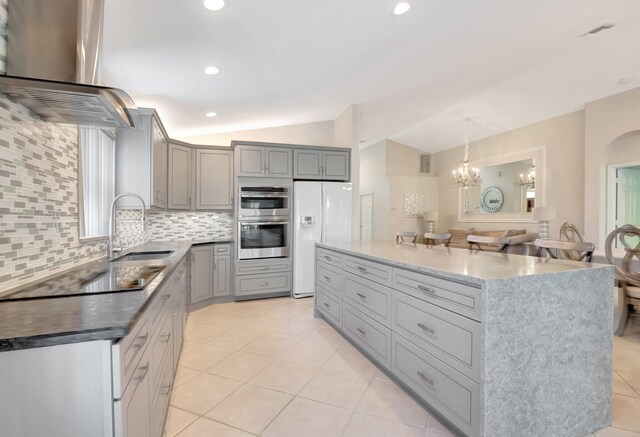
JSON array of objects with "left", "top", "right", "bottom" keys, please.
[
  {"left": 115, "top": 344, "right": 151, "bottom": 437},
  {"left": 314, "top": 247, "right": 481, "bottom": 437},
  {"left": 190, "top": 244, "right": 214, "bottom": 304},
  {"left": 195, "top": 149, "right": 233, "bottom": 210},
  {"left": 234, "top": 258, "right": 292, "bottom": 298},
  {"left": 168, "top": 142, "right": 192, "bottom": 210},
  {"left": 213, "top": 244, "right": 232, "bottom": 297},
  {"left": 293, "top": 148, "right": 350, "bottom": 181},
  {"left": 235, "top": 144, "right": 292, "bottom": 178}
]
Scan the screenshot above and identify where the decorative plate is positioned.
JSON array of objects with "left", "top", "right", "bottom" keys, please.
[{"left": 480, "top": 186, "right": 504, "bottom": 213}]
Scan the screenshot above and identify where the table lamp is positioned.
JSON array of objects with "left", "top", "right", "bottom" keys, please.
[
  {"left": 532, "top": 207, "right": 557, "bottom": 239},
  {"left": 423, "top": 211, "right": 439, "bottom": 233}
]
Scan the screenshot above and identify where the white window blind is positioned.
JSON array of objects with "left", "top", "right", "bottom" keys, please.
[{"left": 79, "top": 127, "right": 115, "bottom": 239}]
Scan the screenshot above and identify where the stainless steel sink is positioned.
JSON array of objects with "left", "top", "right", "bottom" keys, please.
[{"left": 111, "top": 250, "right": 174, "bottom": 262}]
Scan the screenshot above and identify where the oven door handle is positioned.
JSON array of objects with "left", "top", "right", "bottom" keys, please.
[
  {"left": 240, "top": 221, "right": 289, "bottom": 226},
  {"left": 240, "top": 193, "right": 289, "bottom": 198}
]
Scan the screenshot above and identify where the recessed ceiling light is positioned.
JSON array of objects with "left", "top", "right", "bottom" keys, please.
[
  {"left": 204, "top": 66, "right": 220, "bottom": 75},
  {"left": 203, "top": 0, "right": 225, "bottom": 11},
  {"left": 205, "top": 112, "right": 217, "bottom": 118},
  {"left": 393, "top": 2, "right": 411, "bottom": 15}
]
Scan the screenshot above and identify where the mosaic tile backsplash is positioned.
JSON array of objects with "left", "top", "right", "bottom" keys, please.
[
  {"left": 0, "top": 96, "right": 107, "bottom": 291},
  {"left": 113, "top": 209, "right": 233, "bottom": 250}
]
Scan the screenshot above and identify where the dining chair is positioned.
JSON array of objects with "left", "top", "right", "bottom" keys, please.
[
  {"left": 534, "top": 239, "right": 595, "bottom": 262},
  {"left": 605, "top": 224, "right": 640, "bottom": 336},
  {"left": 424, "top": 232, "right": 451, "bottom": 247},
  {"left": 395, "top": 231, "right": 417, "bottom": 244},
  {"left": 467, "top": 235, "right": 509, "bottom": 252},
  {"left": 559, "top": 222, "right": 587, "bottom": 260}
]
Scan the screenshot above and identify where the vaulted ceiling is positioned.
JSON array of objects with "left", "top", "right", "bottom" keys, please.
[{"left": 102, "top": 0, "right": 640, "bottom": 152}]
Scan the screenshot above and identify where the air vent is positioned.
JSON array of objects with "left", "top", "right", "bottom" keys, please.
[
  {"left": 581, "top": 24, "right": 615, "bottom": 37},
  {"left": 420, "top": 154, "right": 431, "bottom": 173}
]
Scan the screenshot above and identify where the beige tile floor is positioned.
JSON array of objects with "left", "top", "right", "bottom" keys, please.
[{"left": 166, "top": 297, "right": 640, "bottom": 437}]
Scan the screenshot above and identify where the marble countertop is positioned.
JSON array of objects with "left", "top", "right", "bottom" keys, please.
[
  {"left": 318, "top": 241, "right": 613, "bottom": 285},
  {"left": 0, "top": 238, "right": 232, "bottom": 352}
]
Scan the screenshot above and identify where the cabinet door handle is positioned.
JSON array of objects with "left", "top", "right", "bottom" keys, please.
[
  {"left": 160, "top": 332, "right": 171, "bottom": 343},
  {"left": 323, "top": 255, "right": 332, "bottom": 261},
  {"left": 417, "top": 322, "right": 435, "bottom": 334},
  {"left": 214, "top": 260, "right": 217, "bottom": 270},
  {"left": 161, "top": 384, "right": 171, "bottom": 396},
  {"left": 417, "top": 371, "right": 434, "bottom": 385},
  {"left": 323, "top": 275, "right": 331, "bottom": 281},
  {"left": 417, "top": 284, "right": 436, "bottom": 294},
  {"left": 356, "top": 292, "right": 367, "bottom": 300},
  {"left": 356, "top": 327, "right": 366, "bottom": 336},
  {"left": 163, "top": 293, "right": 171, "bottom": 301},
  {"left": 323, "top": 302, "right": 330, "bottom": 308},
  {"left": 356, "top": 266, "right": 368, "bottom": 273},
  {"left": 134, "top": 364, "right": 149, "bottom": 382},
  {"left": 259, "top": 281, "right": 269, "bottom": 286},
  {"left": 132, "top": 334, "right": 148, "bottom": 349}
]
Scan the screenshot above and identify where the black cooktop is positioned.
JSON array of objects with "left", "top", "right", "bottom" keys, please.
[{"left": 0, "top": 265, "right": 165, "bottom": 301}]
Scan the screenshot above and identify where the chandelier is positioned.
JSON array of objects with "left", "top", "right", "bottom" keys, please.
[
  {"left": 517, "top": 165, "right": 535, "bottom": 190},
  {"left": 450, "top": 121, "right": 481, "bottom": 188}
]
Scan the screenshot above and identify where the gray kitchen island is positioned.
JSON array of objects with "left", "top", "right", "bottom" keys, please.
[{"left": 314, "top": 242, "right": 614, "bottom": 437}]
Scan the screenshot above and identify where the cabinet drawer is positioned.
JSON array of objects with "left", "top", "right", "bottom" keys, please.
[
  {"left": 149, "top": 284, "right": 172, "bottom": 336},
  {"left": 236, "top": 259, "right": 291, "bottom": 275},
  {"left": 316, "top": 287, "right": 342, "bottom": 327},
  {"left": 150, "top": 312, "right": 173, "bottom": 388},
  {"left": 344, "top": 255, "right": 392, "bottom": 286},
  {"left": 235, "top": 272, "right": 291, "bottom": 296},
  {"left": 393, "top": 268, "right": 482, "bottom": 322},
  {"left": 150, "top": 349, "right": 173, "bottom": 437},
  {"left": 316, "top": 248, "right": 342, "bottom": 269},
  {"left": 113, "top": 344, "right": 151, "bottom": 437},
  {"left": 343, "top": 272, "right": 391, "bottom": 325},
  {"left": 393, "top": 291, "right": 481, "bottom": 382},
  {"left": 392, "top": 333, "right": 480, "bottom": 437},
  {"left": 112, "top": 315, "right": 150, "bottom": 399},
  {"left": 316, "top": 262, "right": 342, "bottom": 297},
  {"left": 343, "top": 303, "right": 392, "bottom": 368},
  {"left": 214, "top": 244, "right": 231, "bottom": 255}
]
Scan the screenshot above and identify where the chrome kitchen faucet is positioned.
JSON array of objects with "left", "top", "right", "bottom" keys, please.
[{"left": 108, "top": 193, "right": 146, "bottom": 258}]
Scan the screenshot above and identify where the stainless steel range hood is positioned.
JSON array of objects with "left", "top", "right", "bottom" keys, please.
[{"left": 0, "top": 0, "right": 138, "bottom": 128}]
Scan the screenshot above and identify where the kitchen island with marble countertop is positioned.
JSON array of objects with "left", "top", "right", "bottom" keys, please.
[{"left": 314, "top": 242, "right": 615, "bottom": 437}]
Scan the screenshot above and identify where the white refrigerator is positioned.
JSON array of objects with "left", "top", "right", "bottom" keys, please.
[{"left": 292, "top": 181, "right": 352, "bottom": 298}]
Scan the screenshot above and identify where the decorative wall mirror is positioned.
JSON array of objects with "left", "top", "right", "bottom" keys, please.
[{"left": 457, "top": 147, "right": 546, "bottom": 223}]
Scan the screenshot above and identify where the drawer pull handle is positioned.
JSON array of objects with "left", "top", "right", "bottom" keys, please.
[
  {"left": 134, "top": 365, "right": 149, "bottom": 382},
  {"left": 163, "top": 294, "right": 171, "bottom": 300},
  {"left": 356, "top": 327, "right": 367, "bottom": 336},
  {"left": 132, "top": 334, "right": 148, "bottom": 349},
  {"left": 323, "top": 302, "right": 330, "bottom": 308},
  {"left": 259, "top": 267, "right": 269, "bottom": 271},
  {"left": 356, "top": 292, "right": 367, "bottom": 300},
  {"left": 417, "top": 322, "right": 435, "bottom": 334},
  {"left": 417, "top": 285, "right": 436, "bottom": 294},
  {"left": 259, "top": 281, "right": 269, "bottom": 286},
  {"left": 161, "top": 384, "right": 171, "bottom": 395},
  {"left": 160, "top": 332, "right": 171, "bottom": 343},
  {"left": 323, "top": 255, "right": 332, "bottom": 260},
  {"left": 323, "top": 275, "right": 331, "bottom": 281},
  {"left": 417, "top": 371, "right": 434, "bottom": 385},
  {"left": 356, "top": 266, "right": 368, "bottom": 273}
]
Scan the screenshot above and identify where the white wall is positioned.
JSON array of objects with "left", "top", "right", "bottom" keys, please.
[
  {"left": 585, "top": 87, "right": 640, "bottom": 248},
  {"left": 432, "top": 111, "right": 585, "bottom": 237},
  {"left": 334, "top": 105, "right": 361, "bottom": 241},
  {"left": 177, "top": 120, "right": 335, "bottom": 147}
]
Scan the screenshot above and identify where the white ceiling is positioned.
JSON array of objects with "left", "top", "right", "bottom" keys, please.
[{"left": 102, "top": 0, "right": 640, "bottom": 152}]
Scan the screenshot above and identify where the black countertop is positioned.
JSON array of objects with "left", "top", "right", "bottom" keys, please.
[{"left": 0, "top": 239, "right": 233, "bottom": 352}]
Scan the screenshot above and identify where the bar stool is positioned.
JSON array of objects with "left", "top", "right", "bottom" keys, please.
[
  {"left": 424, "top": 232, "right": 451, "bottom": 247},
  {"left": 396, "top": 231, "right": 417, "bottom": 244},
  {"left": 534, "top": 239, "right": 595, "bottom": 262}
]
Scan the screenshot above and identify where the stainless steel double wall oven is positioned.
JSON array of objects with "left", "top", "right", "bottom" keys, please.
[{"left": 237, "top": 186, "right": 290, "bottom": 260}]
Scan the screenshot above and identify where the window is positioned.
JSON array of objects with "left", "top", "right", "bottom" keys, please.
[{"left": 79, "top": 127, "right": 115, "bottom": 239}]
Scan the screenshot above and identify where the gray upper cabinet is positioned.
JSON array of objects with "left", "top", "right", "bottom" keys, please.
[
  {"left": 236, "top": 145, "right": 292, "bottom": 178},
  {"left": 293, "top": 148, "right": 350, "bottom": 181},
  {"left": 323, "top": 150, "right": 350, "bottom": 180},
  {"left": 116, "top": 108, "right": 169, "bottom": 209},
  {"left": 195, "top": 149, "right": 233, "bottom": 210},
  {"left": 293, "top": 149, "right": 323, "bottom": 179},
  {"left": 168, "top": 142, "right": 192, "bottom": 210}
]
